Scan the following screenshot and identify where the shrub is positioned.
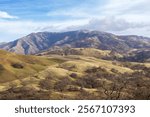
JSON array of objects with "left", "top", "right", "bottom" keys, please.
[
  {"left": 0, "top": 64, "right": 5, "bottom": 71},
  {"left": 54, "top": 78, "right": 71, "bottom": 92},
  {"left": 132, "top": 87, "right": 150, "bottom": 100},
  {"left": 76, "top": 75, "right": 101, "bottom": 88},
  {"left": 0, "top": 87, "right": 51, "bottom": 100},
  {"left": 111, "top": 68, "right": 119, "bottom": 73},
  {"left": 85, "top": 67, "right": 113, "bottom": 79},
  {"left": 70, "top": 73, "right": 78, "bottom": 78},
  {"left": 11, "top": 63, "right": 24, "bottom": 69},
  {"left": 39, "top": 79, "right": 53, "bottom": 90}
]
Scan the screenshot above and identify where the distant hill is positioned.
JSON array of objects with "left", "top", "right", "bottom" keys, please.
[
  {"left": 122, "top": 49, "right": 150, "bottom": 62},
  {"left": 37, "top": 47, "right": 124, "bottom": 61},
  {"left": 0, "top": 30, "right": 150, "bottom": 55}
]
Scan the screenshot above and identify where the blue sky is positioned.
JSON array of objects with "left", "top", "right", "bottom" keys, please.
[
  {"left": 0, "top": 0, "right": 106, "bottom": 21},
  {"left": 0, "top": 0, "right": 150, "bottom": 42},
  {"left": 0, "top": 0, "right": 96, "bottom": 20}
]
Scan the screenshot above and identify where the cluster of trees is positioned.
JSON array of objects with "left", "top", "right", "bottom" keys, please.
[
  {"left": 74, "top": 65, "right": 150, "bottom": 99},
  {"left": 0, "top": 86, "right": 51, "bottom": 100},
  {"left": 0, "top": 62, "right": 150, "bottom": 100}
]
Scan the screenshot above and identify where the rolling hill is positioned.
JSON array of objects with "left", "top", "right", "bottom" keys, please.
[
  {"left": 0, "top": 48, "right": 150, "bottom": 99},
  {"left": 0, "top": 30, "right": 150, "bottom": 99},
  {"left": 0, "top": 50, "right": 64, "bottom": 83}
]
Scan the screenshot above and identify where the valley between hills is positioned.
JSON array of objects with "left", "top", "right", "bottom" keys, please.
[{"left": 0, "top": 30, "right": 150, "bottom": 99}]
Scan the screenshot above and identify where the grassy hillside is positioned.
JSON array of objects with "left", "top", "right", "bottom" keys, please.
[
  {"left": 38, "top": 47, "right": 124, "bottom": 61},
  {"left": 0, "top": 50, "right": 65, "bottom": 83},
  {"left": 0, "top": 49, "right": 150, "bottom": 99}
]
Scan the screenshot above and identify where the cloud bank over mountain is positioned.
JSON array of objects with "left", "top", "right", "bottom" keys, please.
[{"left": 0, "top": 0, "right": 150, "bottom": 42}]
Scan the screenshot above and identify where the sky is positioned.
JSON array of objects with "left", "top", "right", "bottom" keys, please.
[{"left": 0, "top": 0, "right": 150, "bottom": 42}]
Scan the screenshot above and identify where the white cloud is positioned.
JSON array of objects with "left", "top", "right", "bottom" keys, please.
[
  {"left": 0, "top": 16, "right": 150, "bottom": 42},
  {"left": 60, "top": 0, "right": 150, "bottom": 37},
  {"left": 0, "top": 19, "right": 89, "bottom": 42},
  {"left": 112, "top": 26, "right": 150, "bottom": 37},
  {"left": 0, "top": 11, "right": 18, "bottom": 19},
  {"left": 65, "top": 17, "right": 147, "bottom": 31},
  {"left": 1, "top": 0, "right": 150, "bottom": 42},
  {"left": 102, "top": 0, "right": 150, "bottom": 22}
]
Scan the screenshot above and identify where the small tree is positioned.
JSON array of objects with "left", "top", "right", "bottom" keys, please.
[
  {"left": 100, "top": 80, "right": 127, "bottom": 100},
  {"left": 11, "top": 63, "right": 24, "bottom": 69},
  {"left": 54, "top": 78, "right": 71, "bottom": 92},
  {"left": 39, "top": 79, "right": 53, "bottom": 90}
]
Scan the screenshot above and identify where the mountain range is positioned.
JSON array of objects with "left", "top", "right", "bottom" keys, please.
[
  {"left": 0, "top": 30, "right": 150, "bottom": 99},
  {"left": 0, "top": 30, "right": 150, "bottom": 55}
]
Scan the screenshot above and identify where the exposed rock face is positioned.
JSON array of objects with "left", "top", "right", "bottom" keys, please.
[{"left": 0, "top": 30, "right": 150, "bottom": 54}]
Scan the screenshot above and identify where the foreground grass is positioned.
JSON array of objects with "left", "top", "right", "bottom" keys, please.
[{"left": 0, "top": 50, "right": 150, "bottom": 99}]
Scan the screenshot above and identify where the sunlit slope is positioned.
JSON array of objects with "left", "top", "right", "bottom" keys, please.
[
  {"left": 0, "top": 54, "right": 133, "bottom": 92},
  {"left": 0, "top": 50, "right": 64, "bottom": 83},
  {"left": 0, "top": 50, "right": 150, "bottom": 99}
]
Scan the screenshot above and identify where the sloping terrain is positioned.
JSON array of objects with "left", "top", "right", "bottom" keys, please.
[
  {"left": 0, "top": 30, "right": 150, "bottom": 99},
  {"left": 0, "top": 50, "right": 65, "bottom": 83},
  {"left": 37, "top": 47, "right": 112, "bottom": 58},
  {"left": 122, "top": 49, "right": 150, "bottom": 62},
  {"left": 0, "top": 48, "right": 149, "bottom": 99},
  {"left": 0, "top": 30, "right": 150, "bottom": 54}
]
